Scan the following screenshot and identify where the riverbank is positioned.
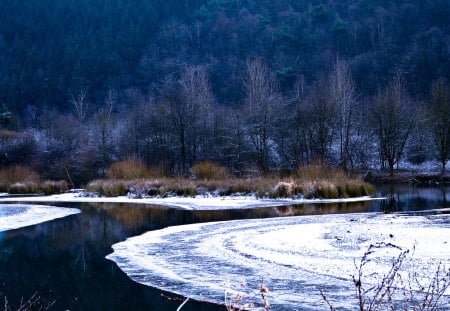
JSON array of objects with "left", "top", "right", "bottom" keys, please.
[
  {"left": 0, "top": 164, "right": 376, "bottom": 199},
  {"left": 85, "top": 164, "right": 375, "bottom": 200},
  {"left": 0, "top": 191, "right": 383, "bottom": 211}
]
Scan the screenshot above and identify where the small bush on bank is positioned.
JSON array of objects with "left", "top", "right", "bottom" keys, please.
[
  {"left": 87, "top": 179, "right": 128, "bottom": 196},
  {"left": 271, "top": 169, "right": 374, "bottom": 199},
  {"left": 9, "top": 182, "right": 40, "bottom": 194},
  {"left": 0, "top": 165, "right": 40, "bottom": 185},
  {"left": 0, "top": 166, "right": 72, "bottom": 195},
  {"left": 0, "top": 166, "right": 41, "bottom": 194},
  {"left": 42, "top": 180, "right": 70, "bottom": 195},
  {"left": 295, "top": 165, "right": 347, "bottom": 182},
  {"left": 193, "top": 161, "right": 228, "bottom": 180},
  {"left": 108, "top": 157, "right": 151, "bottom": 180}
]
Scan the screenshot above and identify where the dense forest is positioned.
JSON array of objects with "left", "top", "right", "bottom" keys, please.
[{"left": 0, "top": 0, "right": 449, "bottom": 185}]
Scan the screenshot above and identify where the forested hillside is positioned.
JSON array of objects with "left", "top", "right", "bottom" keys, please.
[{"left": 0, "top": 0, "right": 449, "bottom": 184}]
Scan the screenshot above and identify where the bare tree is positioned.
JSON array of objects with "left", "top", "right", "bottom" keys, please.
[
  {"left": 92, "top": 89, "right": 116, "bottom": 174},
  {"left": 212, "top": 105, "right": 252, "bottom": 175},
  {"left": 71, "top": 89, "right": 89, "bottom": 121},
  {"left": 179, "top": 65, "right": 214, "bottom": 165},
  {"left": 370, "top": 78, "right": 414, "bottom": 175},
  {"left": 428, "top": 78, "right": 450, "bottom": 177},
  {"left": 162, "top": 66, "right": 214, "bottom": 174},
  {"left": 117, "top": 88, "right": 171, "bottom": 171},
  {"left": 243, "top": 58, "right": 281, "bottom": 172},
  {"left": 329, "top": 59, "right": 358, "bottom": 170},
  {"left": 305, "top": 76, "right": 335, "bottom": 165}
]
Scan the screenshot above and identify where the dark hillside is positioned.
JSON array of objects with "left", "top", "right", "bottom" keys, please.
[
  {"left": 0, "top": 0, "right": 448, "bottom": 114},
  {"left": 0, "top": 0, "right": 449, "bottom": 183}
]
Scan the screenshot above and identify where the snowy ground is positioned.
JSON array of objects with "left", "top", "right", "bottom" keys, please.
[
  {"left": 0, "top": 204, "right": 80, "bottom": 232},
  {"left": 0, "top": 192, "right": 383, "bottom": 210},
  {"left": 107, "top": 212, "right": 450, "bottom": 310}
]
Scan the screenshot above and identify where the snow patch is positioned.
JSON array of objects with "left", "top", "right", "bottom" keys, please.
[
  {"left": 107, "top": 213, "right": 450, "bottom": 310},
  {"left": 0, "top": 204, "right": 80, "bottom": 232},
  {"left": 0, "top": 191, "right": 383, "bottom": 211}
]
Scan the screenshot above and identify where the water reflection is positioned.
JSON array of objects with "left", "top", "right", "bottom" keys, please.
[
  {"left": 375, "top": 184, "right": 450, "bottom": 213},
  {"left": 0, "top": 203, "right": 217, "bottom": 311},
  {"left": 0, "top": 185, "right": 448, "bottom": 310}
]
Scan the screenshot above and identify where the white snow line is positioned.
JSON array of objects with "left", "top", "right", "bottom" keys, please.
[{"left": 0, "top": 192, "right": 386, "bottom": 211}]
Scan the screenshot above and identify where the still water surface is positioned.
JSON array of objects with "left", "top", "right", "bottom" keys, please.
[{"left": 0, "top": 185, "right": 448, "bottom": 310}]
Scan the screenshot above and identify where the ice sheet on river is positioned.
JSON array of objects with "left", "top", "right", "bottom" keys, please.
[
  {"left": 0, "top": 204, "right": 80, "bottom": 232},
  {"left": 107, "top": 212, "right": 450, "bottom": 310},
  {"left": 0, "top": 192, "right": 381, "bottom": 210}
]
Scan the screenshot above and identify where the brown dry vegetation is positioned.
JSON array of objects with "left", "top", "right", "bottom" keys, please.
[
  {"left": 0, "top": 165, "right": 69, "bottom": 195},
  {"left": 87, "top": 162, "right": 375, "bottom": 199},
  {"left": 193, "top": 161, "right": 229, "bottom": 180},
  {"left": 108, "top": 157, "right": 152, "bottom": 180}
]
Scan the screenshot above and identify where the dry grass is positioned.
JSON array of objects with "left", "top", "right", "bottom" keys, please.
[
  {"left": 0, "top": 166, "right": 41, "bottom": 194},
  {"left": 86, "top": 179, "right": 129, "bottom": 196},
  {"left": 88, "top": 165, "right": 375, "bottom": 199},
  {"left": 42, "top": 180, "right": 70, "bottom": 195},
  {"left": 290, "top": 165, "right": 375, "bottom": 199},
  {"left": 193, "top": 161, "right": 229, "bottom": 180},
  {"left": 224, "top": 281, "right": 271, "bottom": 311},
  {"left": 322, "top": 242, "right": 450, "bottom": 310},
  {"left": 0, "top": 166, "right": 69, "bottom": 195},
  {"left": 86, "top": 177, "right": 199, "bottom": 198},
  {"left": 108, "top": 157, "right": 152, "bottom": 180},
  {"left": 0, "top": 165, "right": 40, "bottom": 185}
]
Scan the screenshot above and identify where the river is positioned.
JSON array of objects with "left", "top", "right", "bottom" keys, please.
[{"left": 0, "top": 184, "right": 448, "bottom": 310}]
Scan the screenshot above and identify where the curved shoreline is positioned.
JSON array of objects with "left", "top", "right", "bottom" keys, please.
[
  {"left": 0, "top": 204, "right": 80, "bottom": 231},
  {"left": 0, "top": 192, "right": 386, "bottom": 210}
]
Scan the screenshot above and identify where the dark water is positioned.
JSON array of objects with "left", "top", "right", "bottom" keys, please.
[{"left": 0, "top": 185, "right": 448, "bottom": 310}]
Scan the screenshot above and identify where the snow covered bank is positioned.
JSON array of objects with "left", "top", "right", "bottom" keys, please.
[
  {"left": 0, "top": 204, "right": 80, "bottom": 232},
  {"left": 0, "top": 191, "right": 383, "bottom": 210},
  {"left": 107, "top": 212, "right": 450, "bottom": 310}
]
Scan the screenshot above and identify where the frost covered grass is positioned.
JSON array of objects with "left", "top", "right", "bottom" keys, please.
[
  {"left": 86, "top": 164, "right": 375, "bottom": 199},
  {"left": 321, "top": 242, "right": 450, "bottom": 311},
  {"left": 0, "top": 166, "right": 69, "bottom": 195},
  {"left": 1, "top": 292, "right": 55, "bottom": 311}
]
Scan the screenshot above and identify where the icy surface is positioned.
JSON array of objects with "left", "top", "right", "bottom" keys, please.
[
  {"left": 0, "top": 204, "right": 80, "bottom": 232},
  {"left": 0, "top": 192, "right": 382, "bottom": 210},
  {"left": 107, "top": 213, "right": 450, "bottom": 310}
]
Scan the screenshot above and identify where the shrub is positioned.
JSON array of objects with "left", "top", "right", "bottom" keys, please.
[
  {"left": 0, "top": 165, "right": 40, "bottom": 185},
  {"left": 87, "top": 179, "right": 128, "bottom": 196},
  {"left": 108, "top": 157, "right": 150, "bottom": 180},
  {"left": 0, "top": 166, "right": 42, "bottom": 194},
  {"left": 42, "top": 180, "right": 69, "bottom": 195},
  {"left": 182, "top": 186, "right": 197, "bottom": 197},
  {"left": 193, "top": 161, "right": 228, "bottom": 180},
  {"left": 273, "top": 181, "right": 295, "bottom": 198},
  {"left": 316, "top": 181, "right": 339, "bottom": 199},
  {"left": 9, "top": 182, "right": 40, "bottom": 194},
  {"left": 322, "top": 242, "right": 450, "bottom": 311},
  {"left": 295, "top": 165, "right": 346, "bottom": 182}
]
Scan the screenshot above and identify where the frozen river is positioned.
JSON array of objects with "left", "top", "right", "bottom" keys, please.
[
  {"left": 0, "top": 204, "right": 80, "bottom": 231},
  {"left": 107, "top": 211, "right": 450, "bottom": 310},
  {"left": 0, "top": 184, "right": 449, "bottom": 310}
]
